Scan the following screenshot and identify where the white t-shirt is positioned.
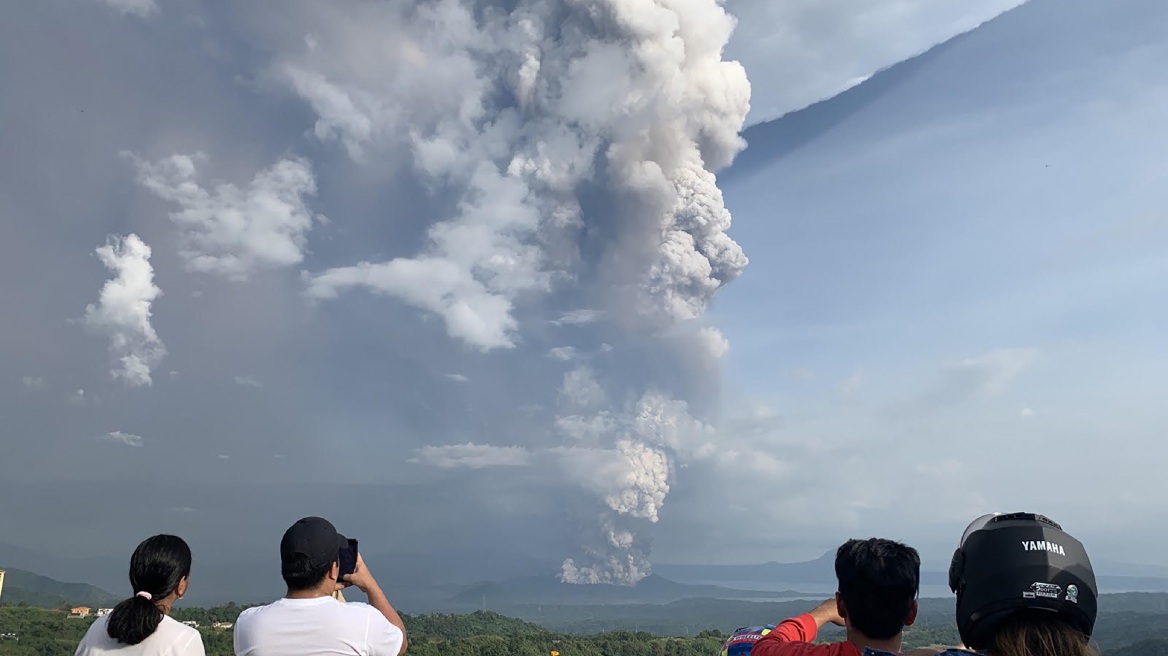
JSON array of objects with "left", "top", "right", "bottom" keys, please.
[
  {"left": 76, "top": 614, "right": 205, "bottom": 656},
  {"left": 233, "top": 596, "right": 404, "bottom": 656}
]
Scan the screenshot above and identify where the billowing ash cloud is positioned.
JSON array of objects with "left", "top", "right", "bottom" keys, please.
[
  {"left": 550, "top": 381, "right": 720, "bottom": 583},
  {"left": 83, "top": 234, "right": 166, "bottom": 387},
  {"left": 560, "top": 517, "right": 652, "bottom": 585},
  {"left": 255, "top": 0, "right": 749, "bottom": 584},
  {"left": 284, "top": 0, "right": 749, "bottom": 354}
]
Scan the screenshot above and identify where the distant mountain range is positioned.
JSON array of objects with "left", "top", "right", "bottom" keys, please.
[
  {"left": 654, "top": 552, "right": 835, "bottom": 585},
  {"left": 5, "top": 537, "right": 1168, "bottom": 612},
  {"left": 443, "top": 574, "right": 806, "bottom": 608},
  {"left": 0, "top": 566, "right": 119, "bottom": 607},
  {"left": 654, "top": 551, "right": 1168, "bottom": 594}
]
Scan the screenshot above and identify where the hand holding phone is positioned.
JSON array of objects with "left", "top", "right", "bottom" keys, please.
[{"left": 338, "top": 538, "right": 359, "bottom": 584}]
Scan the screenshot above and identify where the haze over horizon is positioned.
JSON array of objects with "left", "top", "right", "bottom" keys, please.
[{"left": 2, "top": 0, "right": 1167, "bottom": 598}]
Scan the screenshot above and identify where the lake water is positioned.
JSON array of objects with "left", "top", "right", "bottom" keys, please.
[{"left": 687, "top": 578, "right": 1168, "bottom": 600}]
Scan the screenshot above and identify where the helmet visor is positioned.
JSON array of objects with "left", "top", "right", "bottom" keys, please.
[{"left": 959, "top": 512, "right": 1001, "bottom": 546}]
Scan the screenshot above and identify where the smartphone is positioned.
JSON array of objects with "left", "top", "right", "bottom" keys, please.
[{"left": 338, "top": 538, "right": 358, "bottom": 582}]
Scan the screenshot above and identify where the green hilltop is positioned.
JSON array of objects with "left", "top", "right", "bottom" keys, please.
[
  {"left": 4, "top": 602, "right": 1168, "bottom": 656},
  {"left": 0, "top": 568, "right": 119, "bottom": 609}
]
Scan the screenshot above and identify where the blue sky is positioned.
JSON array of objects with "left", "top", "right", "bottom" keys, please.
[
  {"left": 708, "top": 0, "right": 1168, "bottom": 564},
  {"left": 1, "top": 0, "right": 1166, "bottom": 593}
]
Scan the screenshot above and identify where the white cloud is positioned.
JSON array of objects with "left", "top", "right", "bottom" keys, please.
[
  {"left": 724, "top": 402, "right": 785, "bottom": 438},
  {"left": 547, "top": 346, "right": 578, "bottom": 361},
  {"left": 695, "top": 326, "right": 730, "bottom": 360},
  {"left": 305, "top": 258, "right": 519, "bottom": 351},
  {"left": 217, "top": 454, "right": 230, "bottom": 459},
  {"left": 83, "top": 234, "right": 166, "bottom": 387},
  {"left": 98, "top": 0, "right": 157, "bottom": 18},
  {"left": 21, "top": 376, "right": 47, "bottom": 390},
  {"left": 131, "top": 153, "right": 323, "bottom": 280},
  {"left": 554, "top": 413, "right": 615, "bottom": 443},
  {"left": 956, "top": 348, "right": 1039, "bottom": 397},
  {"left": 880, "top": 348, "right": 1041, "bottom": 417},
  {"left": 557, "top": 367, "right": 607, "bottom": 411},
  {"left": 552, "top": 310, "right": 605, "bottom": 326},
  {"left": 233, "top": 375, "right": 262, "bottom": 388},
  {"left": 104, "top": 430, "right": 144, "bottom": 447},
  {"left": 445, "top": 373, "right": 470, "bottom": 383},
  {"left": 723, "top": 0, "right": 1027, "bottom": 123},
  {"left": 410, "top": 443, "right": 534, "bottom": 469},
  {"left": 1021, "top": 407, "right": 1035, "bottom": 417},
  {"left": 923, "top": 348, "right": 1039, "bottom": 405}
]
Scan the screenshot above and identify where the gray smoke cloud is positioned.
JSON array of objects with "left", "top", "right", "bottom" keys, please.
[
  {"left": 550, "top": 379, "right": 720, "bottom": 583},
  {"left": 161, "top": 0, "right": 752, "bottom": 584}
]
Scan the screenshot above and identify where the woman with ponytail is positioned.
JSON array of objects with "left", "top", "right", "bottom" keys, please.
[{"left": 76, "top": 534, "right": 205, "bottom": 656}]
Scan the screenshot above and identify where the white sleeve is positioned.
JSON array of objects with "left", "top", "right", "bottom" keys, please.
[
  {"left": 180, "top": 631, "right": 207, "bottom": 656},
  {"left": 364, "top": 607, "right": 404, "bottom": 656},
  {"left": 74, "top": 623, "right": 92, "bottom": 656},
  {"left": 233, "top": 612, "right": 250, "bottom": 656}
]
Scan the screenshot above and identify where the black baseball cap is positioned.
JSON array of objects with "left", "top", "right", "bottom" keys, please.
[{"left": 280, "top": 516, "right": 348, "bottom": 569}]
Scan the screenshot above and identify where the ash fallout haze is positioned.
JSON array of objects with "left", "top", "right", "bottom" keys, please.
[{"left": 2, "top": 0, "right": 1168, "bottom": 605}]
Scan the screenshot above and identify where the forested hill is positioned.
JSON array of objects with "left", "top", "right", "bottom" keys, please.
[
  {"left": 0, "top": 568, "right": 118, "bottom": 608},
  {"left": 3, "top": 606, "right": 1168, "bottom": 656}
]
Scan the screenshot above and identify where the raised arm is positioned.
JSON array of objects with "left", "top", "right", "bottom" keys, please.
[
  {"left": 344, "top": 554, "right": 409, "bottom": 656},
  {"left": 751, "top": 598, "right": 845, "bottom": 656}
]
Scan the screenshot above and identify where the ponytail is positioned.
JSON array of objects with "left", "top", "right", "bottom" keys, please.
[
  {"left": 106, "top": 594, "right": 163, "bottom": 645},
  {"left": 106, "top": 535, "right": 192, "bottom": 645}
]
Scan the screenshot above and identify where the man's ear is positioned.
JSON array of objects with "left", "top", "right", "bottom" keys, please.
[
  {"left": 835, "top": 592, "right": 847, "bottom": 620},
  {"left": 904, "top": 599, "right": 919, "bottom": 627},
  {"left": 329, "top": 561, "right": 340, "bottom": 582}
]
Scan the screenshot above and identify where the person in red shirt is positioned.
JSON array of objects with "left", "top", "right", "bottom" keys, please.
[{"left": 751, "top": 538, "right": 924, "bottom": 656}]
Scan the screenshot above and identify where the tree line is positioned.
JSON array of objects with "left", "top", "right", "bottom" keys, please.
[{"left": 2, "top": 605, "right": 1166, "bottom": 656}]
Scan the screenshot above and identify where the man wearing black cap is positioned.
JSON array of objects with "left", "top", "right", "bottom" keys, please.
[{"left": 233, "top": 517, "right": 408, "bottom": 656}]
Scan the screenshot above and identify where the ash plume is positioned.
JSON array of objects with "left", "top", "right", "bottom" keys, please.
[{"left": 264, "top": 0, "right": 751, "bottom": 584}]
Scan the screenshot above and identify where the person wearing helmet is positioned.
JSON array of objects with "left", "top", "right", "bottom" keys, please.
[
  {"left": 751, "top": 538, "right": 924, "bottom": 656},
  {"left": 921, "top": 511, "right": 1099, "bottom": 656},
  {"left": 722, "top": 625, "right": 777, "bottom": 656}
]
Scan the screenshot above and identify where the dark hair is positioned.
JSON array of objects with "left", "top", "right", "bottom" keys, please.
[
  {"left": 106, "top": 535, "right": 192, "bottom": 645},
  {"left": 835, "top": 538, "right": 920, "bottom": 640},
  {"left": 988, "top": 611, "right": 1099, "bottom": 656},
  {"left": 281, "top": 552, "right": 333, "bottom": 592}
]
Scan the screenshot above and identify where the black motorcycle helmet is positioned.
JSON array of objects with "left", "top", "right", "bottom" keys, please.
[{"left": 948, "top": 512, "right": 1097, "bottom": 650}]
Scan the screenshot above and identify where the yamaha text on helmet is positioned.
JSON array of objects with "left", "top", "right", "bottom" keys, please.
[{"left": 948, "top": 511, "right": 1097, "bottom": 650}]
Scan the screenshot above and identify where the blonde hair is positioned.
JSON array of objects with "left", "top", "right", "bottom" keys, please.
[{"left": 988, "top": 613, "right": 1099, "bottom": 656}]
